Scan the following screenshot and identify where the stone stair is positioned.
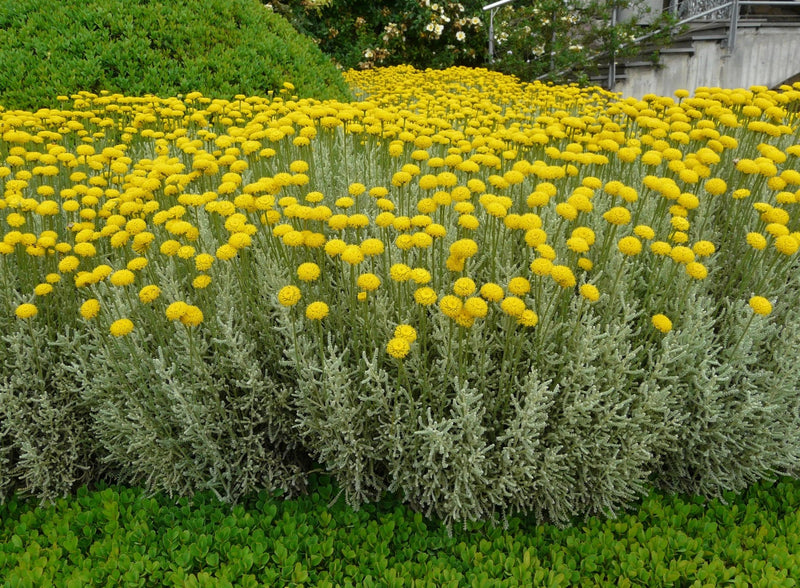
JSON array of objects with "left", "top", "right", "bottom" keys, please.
[{"left": 587, "top": 11, "right": 800, "bottom": 93}]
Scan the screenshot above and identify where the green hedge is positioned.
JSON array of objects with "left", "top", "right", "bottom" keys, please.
[
  {"left": 1, "top": 476, "right": 799, "bottom": 586},
  {"left": 0, "top": 0, "right": 351, "bottom": 109}
]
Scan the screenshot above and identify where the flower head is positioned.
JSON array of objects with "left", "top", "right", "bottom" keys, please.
[
  {"left": 500, "top": 296, "right": 526, "bottom": 317},
  {"left": 180, "top": 305, "right": 204, "bottom": 327},
  {"left": 80, "top": 299, "right": 100, "bottom": 319},
  {"left": 305, "top": 301, "right": 329, "bottom": 320},
  {"left": 58, "top": 256, "right": 80, "bottom": 273},
  {"left": 360, "top": 238, "right": 385, "bottom": 256},
  {"left": 449, "top": 239, "right": 478, "bottom": 259},
  {"left": 507, "top": 277, "right": 531, "bottom": 296},
  {"left": 749, "top": 296, "right": 772, "bottom": 315},
  {"left": 34, "top": 283, "right": 53, "bottom": 296},
  {"left": 651, "top": 314, "right": 673, "bottom": 333},
  {"left": 617, "top": 236, "right": 642, "bottom": 256},
  {"left": 297, "top": 262, "right": 321, "bottom": 282},
  {"left": 389, "top": 263, "right": 412, "bottom": 282},
  {"left": 633, "top": 225, "right": 655, "bottom": 240},
  {"left": 463, "top": 297, "right": 488, "bottom": 318},
  {"left": 685, "top": 262, "right": 708, "bottom": 280},
  {"left": 192, "top": 275, "right": 212, "bottom": 289},
  {"left": 439, "top": 295, "right": 463, "bottom": 317},
  {"left": 166, "top": 301, "right": 189, "bottom": 321},
  {"left": 110, "top": 318, "right": 134, "bottom": 337},
  {"left": 386, "top": 337, "right": 411, "bottom": 359},
  {"left": 195, "top": 253, "right": 215, "bottom": 271},
  {"left": 550, "top": 265, "right": 576, "bottom": 288},
  {"left": 775, "top": 235, "right": 799, "bottom": 256},
  {"left": 340, "top": 245, "right": 364, "bottom": 266},
  {"left": 579, "top": 284, "right": 600, "bottom": 302},
  {"left": 356, "top": 273, "right": 381, "bottom": 291},
  {"left": 692, "top": 240, "right": 716, "bottom": 257},
  {"left": 704, "top": 178, "right": 727, "bottom": 196},
  {"left": 278, "top": 285, "right": 302, "bottom": 307},
  {"left": 139, "top": 285, "right": 161, "bottom": 303},
  {"left": 566, "top": 237, "right": 590, "bottom": 253},
  {"left": 517, "top": 309, "right": 539, "bottom": 327},
  {"left": 669, "top": 246, "right": 695, "bottom": 264},
  {"left": 479, "top": 283, "right": 504, "bottom": 302},
  {"left": 529, "top": 258, "right": 553, "bottom": 276},
  {"left": 410, "top": 268, "right": 431, "bottom": 284},
  {"left": 603, "top": 206, "right": 631, "bottom": 225},
  {"left": 745, "top": 232, "right": 767, "bottom": 251},
  {"left": 394, "top": 324, "right": 417, "bottom": 343},
  {"left": 453, "top": 277, "right": 476, "bottom": 297},
  {"left": 413, "top": 287, "right": 438, "bottom": 306},
  {"left": 650, "top": 241, "right": 672, "bottom": 256},
  {"left": 15, "top": 303, "right": 37, "bottom": 319}
]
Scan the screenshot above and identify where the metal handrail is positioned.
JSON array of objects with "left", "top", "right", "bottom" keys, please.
[
  {"left": 629, "top": 0, "right": 800, "bottom": 53},
  {"left": 536, "top": 1, "right": 737, "bottom": 84}
]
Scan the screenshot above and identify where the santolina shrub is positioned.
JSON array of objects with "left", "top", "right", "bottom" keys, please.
[{"left": 1, "top": 66, "right": 800, "bottom": 525}]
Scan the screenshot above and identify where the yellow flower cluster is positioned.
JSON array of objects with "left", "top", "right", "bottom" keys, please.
[{"left": 2, "top": 66, "right": 798, "bottom": 359}]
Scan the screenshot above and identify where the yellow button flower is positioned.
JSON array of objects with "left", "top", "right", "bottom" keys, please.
[
  {"left": 413, "top": 287, "right": 438, "bottom": 306},
  {"left": 297, "top": 262, "right": 321, "bottom": 282},
  {"left": 748, "top": 296, "right": 772, "bottom": 316},
  {"left": 386, "top": 337, "right": 410, "bottom": 359},
  {"left": 277, "top": 286, "right": 302, "bottom": 307},
  {"left": 80, "top": 299, "right": 100, "bottom": 319},
  {"left": 617, "top": 236, "right": 642, "bottom": 256},
  {"left": 394, "top": 324, "right": 417, "bottom": 343},
  {"left": 305, "top": 301, "right": 329, "bottom": 320},
  {"left": 110, "top": 318, "right": 134, "bottom": 337},
  {"left": 15, "top": 303, "right": 38, "bottom": 319},
  {"left": 579, "top": 284, "right": 600, "bottom": 302},
  {"left": 651, "top": 314, "right": 673, "bottom": 333}
]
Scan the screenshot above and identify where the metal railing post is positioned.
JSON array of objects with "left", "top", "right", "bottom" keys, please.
[
  {"left": 608, "top": 6, "right": 618, "bottom": 90},
  {"left": 727, "top": 0, "right": 740, "bottom": 52},
  {"left": 483, "top": 0, "right": 516, "bottom": 63},
  {"left": 489, "top": 9, "right": 495, "bottom": 61}
]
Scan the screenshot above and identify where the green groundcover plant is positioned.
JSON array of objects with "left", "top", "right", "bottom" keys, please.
[
  {"left": 1, "top": 475, "right": 799, "bottom": 586},
  {"left": 0, "top": 0, "right": 351, "bottom": 110},
  {"left": 1, "top": 66, "right": 800, "bottom": 528}
]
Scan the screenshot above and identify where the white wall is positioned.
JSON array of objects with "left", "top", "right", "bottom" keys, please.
[{"left": 615, "top": 26, "right": 800, "bottom": 97}]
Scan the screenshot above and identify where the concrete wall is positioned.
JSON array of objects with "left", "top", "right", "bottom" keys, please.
[{"left": 615, "top": 26, "right": 800, "bottom": 97}]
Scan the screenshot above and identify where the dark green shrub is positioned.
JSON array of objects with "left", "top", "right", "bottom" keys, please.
[{"left": 0, "top": 0, "right": 351, "bottom": 110}]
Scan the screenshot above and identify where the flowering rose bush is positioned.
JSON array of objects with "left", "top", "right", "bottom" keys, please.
[
  {"left": 268, "top": 0, "right": 489, "bottom": 70},
  {"left": 267, "top": 0, "right": 676, "bottom": 83}
]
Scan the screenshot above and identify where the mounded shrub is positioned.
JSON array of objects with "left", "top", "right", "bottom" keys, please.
[
  {"left": 0, "top": 0, "right": 351, "bottom": 110},
  {"left": 1, "top": 66, "right": 799, "bottom": 525}
]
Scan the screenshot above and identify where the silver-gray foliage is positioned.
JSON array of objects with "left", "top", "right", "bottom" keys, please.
[{"left": 0, "top": 322, "right": 97, "bottom": 502}]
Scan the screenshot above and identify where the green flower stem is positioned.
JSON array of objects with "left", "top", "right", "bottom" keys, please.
[{"left": 727, "top": 311, "right": 757, "bottom": 360}]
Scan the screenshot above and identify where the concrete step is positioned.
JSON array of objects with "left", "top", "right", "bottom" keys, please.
[
  {"left": 658, "top": 46, "right": 697, "bottom": 54},
  {"left": 691, "top": 33, "right": 728, "bottom": 40}
]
